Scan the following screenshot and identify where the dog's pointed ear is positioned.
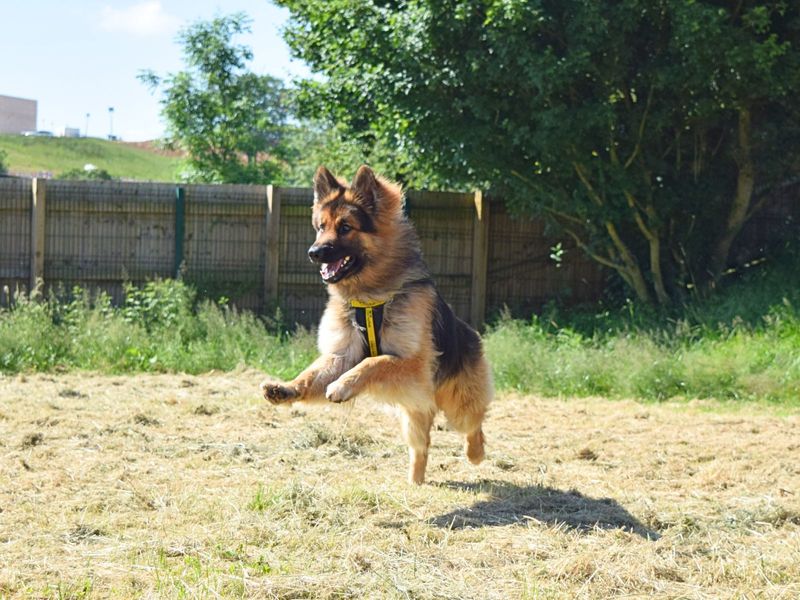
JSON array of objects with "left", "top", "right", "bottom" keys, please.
[
  {"left": 351, "top": 165, "right": 378, "bottom": 213},
  {"left": 313, "top": 166, "right": 343, "bottom": 203}
]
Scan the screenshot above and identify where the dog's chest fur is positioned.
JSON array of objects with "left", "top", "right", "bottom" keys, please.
[{"left": 319, "top": 288, "right": 436, "bottom": 362}]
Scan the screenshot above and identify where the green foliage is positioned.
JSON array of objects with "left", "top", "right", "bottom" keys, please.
[
  {"left": 278, "top": 120, "right": 445, "bottom": 189},
  {"left": 0, "top": 148, "right": 8, "bottom": 175},
  {"left": 485, "top": 307, "right": 800, "bottom": 404},
  {"left": 121, "top": 280, "right": 194, "bottom": 331},
  {"left": 2, "top": 256, "right": 799, "bottom": 403},
  {"left": 140, "top": 13, "right": 288, "bottom": 184},
  {"left": 59, "top": 166, "right": 114, "bottom": 180},
  {"left": 485, "top": 251, "right": 800, "bottom": 403},
  {"left": 279, "top": 0, "right": 800, "bottom": 303}
]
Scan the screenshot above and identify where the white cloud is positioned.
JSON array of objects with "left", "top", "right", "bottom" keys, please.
[{"left": 99, "top": 1, "right": 181, "bottom": 36}]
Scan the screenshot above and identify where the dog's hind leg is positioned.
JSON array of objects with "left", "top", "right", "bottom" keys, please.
[
  {"left": 464, "top": 427, "right": 485, "bottom": 465},
  {"left": 435, "top": 357, "right": 492, "bottom": 465},
  {"left": 401, "top": 408, "right": 436, "bottom": 485}
]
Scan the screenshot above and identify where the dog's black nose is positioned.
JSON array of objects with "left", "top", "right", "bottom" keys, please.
[{"left": 308, "top": 244, "right": 328, "bottom": 262}]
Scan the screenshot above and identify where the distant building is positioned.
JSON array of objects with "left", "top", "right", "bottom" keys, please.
[
  {"left": 63, "top": 127, "right": 81, "bottom": 138},
  {"left": 0, "top": 94, "right": 37, "bottom": 134}
]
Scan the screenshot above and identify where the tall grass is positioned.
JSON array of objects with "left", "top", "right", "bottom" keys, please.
[
  {"left": 485, "top": 307, "right": 800, "bottom": 403},
  {"left": 0, "top": 281, "right": 315, "bottom": 377},
  {"left": 486, "top": 252, "right": 800, "bottom": 404},
  {"left": 1, "top": 252, "right": 799, "bottom": 404}
]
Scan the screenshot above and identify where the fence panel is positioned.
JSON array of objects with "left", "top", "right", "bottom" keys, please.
[
  {"left": 487, "top": 202, "right": 606, "bottom": 317},
  {"left": 1, "top": 178, "right": 619, "bottom": 321},
  {"left": 183, "top": 183, "right": 266, "bottom": 311},
  {"left": 277, "top": 187, "right": 325, "bottom": 326},
  {"left": 1, "top": 179, "right": 611, "bottom": 320},
  {"left": 407, "top": 191, "right": 475, "bottom": 322},
  {"left": 44, "top": 180, "right": 175, "bottom": 301},
  {"left": 0, "top": 177, "right": 31, "bottom": 302}
]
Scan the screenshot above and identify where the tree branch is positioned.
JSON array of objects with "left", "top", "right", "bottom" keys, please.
[
  {"left": 624, "top": 84, "right": 655, "bottom": 169},
  {"left": 563, "top": 228, "right": 621, "bottom": 271},
  {"left": 572, "top": 162, "right": 604, "bottom": 207},
  {"left": 708, "top": 108, "right": 755, "bottom": 283},
  {"left": 624, "top": 190, "right": 656, "bottom": 242}
]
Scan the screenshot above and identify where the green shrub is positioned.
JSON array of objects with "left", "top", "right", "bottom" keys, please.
[{"left": 58, "top": 166, "right": 114, "bottom": 180}]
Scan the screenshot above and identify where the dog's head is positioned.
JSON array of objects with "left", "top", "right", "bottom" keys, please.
[{"left": 308, "top": 165, "right": 404, "bottom": 285}]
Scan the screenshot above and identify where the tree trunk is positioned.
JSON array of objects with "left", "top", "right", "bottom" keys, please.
[
  {"left": 707, "top": 108, "right": 755, "bottom": 286},
  {"left": 605, "top": 221, "right": 653, "bottom": 303},
  {"left": 648, "top": 235, "right": 670, "bottom": 305}
]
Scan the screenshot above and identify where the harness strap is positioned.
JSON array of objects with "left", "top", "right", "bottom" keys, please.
[{"left": 350, "top": 299, "right": 386, "bottom": 357}]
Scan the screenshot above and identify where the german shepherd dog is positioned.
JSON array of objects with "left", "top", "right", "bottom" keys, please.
[{"left": 260, "top": 165, "right": 492, "bottom": 484}]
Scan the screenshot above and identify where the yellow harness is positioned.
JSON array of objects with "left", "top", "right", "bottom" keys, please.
[{"left": 350, "top": 299, "right": 387, "bottom": 357}]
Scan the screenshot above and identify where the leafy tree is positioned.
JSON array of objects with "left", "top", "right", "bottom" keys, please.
[
  {"left": 279, "top": 0, "right": 800, "bottom": 303},
  {"left": 279, "top": 119, "right": 444, "bottom": 188},
  {"left": 0, "top": 149, "right": 8, "bottom": 175},
  {"left": 140, "top": 13, "right": 288, "bottom": 183}
]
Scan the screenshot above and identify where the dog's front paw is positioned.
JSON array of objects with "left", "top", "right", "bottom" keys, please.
[
  {"left": 325, "top": 378, "right": 356, "bottom": 404},
  {"left": 260, "top": 378, "right": 298, "bottom": 405}
]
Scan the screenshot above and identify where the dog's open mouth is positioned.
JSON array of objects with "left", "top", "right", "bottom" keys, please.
[{"left": 320, "top": 255, "right": 358, "bottom": 283}]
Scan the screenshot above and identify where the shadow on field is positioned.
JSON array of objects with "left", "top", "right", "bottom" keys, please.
[{"left": 428, "top": 480, "right": 660, "bottom": 539}]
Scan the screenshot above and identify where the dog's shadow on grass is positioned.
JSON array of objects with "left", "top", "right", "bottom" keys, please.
[{"left": 425, "top": 480, "right": 660, "bottom": 540}]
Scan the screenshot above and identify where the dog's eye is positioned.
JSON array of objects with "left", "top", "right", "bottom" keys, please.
[{"left": 338, "top": 223, "right": 352, "bottom": 234}]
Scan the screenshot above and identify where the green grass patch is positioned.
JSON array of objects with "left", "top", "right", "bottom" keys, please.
[
  {"left": 0, "top": 134, "right": 182, "bottom": 181},
  {"left": 1, "top": 251, "right": 799, "bottom": 404},
  {"left": 486, "top": 251, "right": 800, "bottom": 404},
  {"left": 484, "top": 311, "right": 800, "bottom": 403},
  {"left": 0, "top": 280, "right": 315, "bottom": 377}
]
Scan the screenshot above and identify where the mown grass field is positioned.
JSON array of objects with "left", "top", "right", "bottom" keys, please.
[
  {"left": 1, "top": 372, "right": 799, "bottom": 599},
  {"left": 1, "top": 247, "right": 799, "bottom": 597},
  {"left": 0, "top": 135, "right": 181, "bottom": 181}
]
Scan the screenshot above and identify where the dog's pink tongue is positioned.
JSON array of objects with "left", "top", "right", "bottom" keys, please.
[{"left": 321, "top": 258, "right": 344, "bottom": 279}]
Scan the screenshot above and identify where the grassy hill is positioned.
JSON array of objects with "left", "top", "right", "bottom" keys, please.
[{"left": 0, "top": 134, "right": 182, "bottom": 182}]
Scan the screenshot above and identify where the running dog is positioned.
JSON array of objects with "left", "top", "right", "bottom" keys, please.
[{"left": 260, "top": 165, "right": 492, "bottom": 484}]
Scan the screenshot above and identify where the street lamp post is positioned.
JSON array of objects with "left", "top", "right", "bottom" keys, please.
[
  {"left": 108, "top": 106, "right": 114, "bottom": 140},
  {"left": 85, "top": 113, "right": 90, "bottom": 137}
]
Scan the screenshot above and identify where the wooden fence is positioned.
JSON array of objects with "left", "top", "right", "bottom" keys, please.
[{"left": 0, "top": 178, "right": 607, "bottom": 326}]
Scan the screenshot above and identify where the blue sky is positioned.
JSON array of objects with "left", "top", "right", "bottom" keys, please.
[{"left": 0, "top": 1, "right": 310, "bottom": 141}]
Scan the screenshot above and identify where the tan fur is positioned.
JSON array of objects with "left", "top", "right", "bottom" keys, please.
[{"left": 261, "top": 165, "right": 492, "bottom": 484}]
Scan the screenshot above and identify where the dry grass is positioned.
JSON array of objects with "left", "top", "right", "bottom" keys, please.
[{"left": 1, "top": 372, "right": 799, "bottom": 599}]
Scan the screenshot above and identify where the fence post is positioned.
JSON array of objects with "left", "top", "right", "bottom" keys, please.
[
  {"left": 29, "top": 178, "right": 46, "bottom": 293},
  {"left": 264, "top": 185, "right": 282, "bottom": 310},
  {"left": 470, "top": 190, "right": 489, "bottom": 328},
  {"left": 174, "top": 186, "right": 185, "bottom": 278}
]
